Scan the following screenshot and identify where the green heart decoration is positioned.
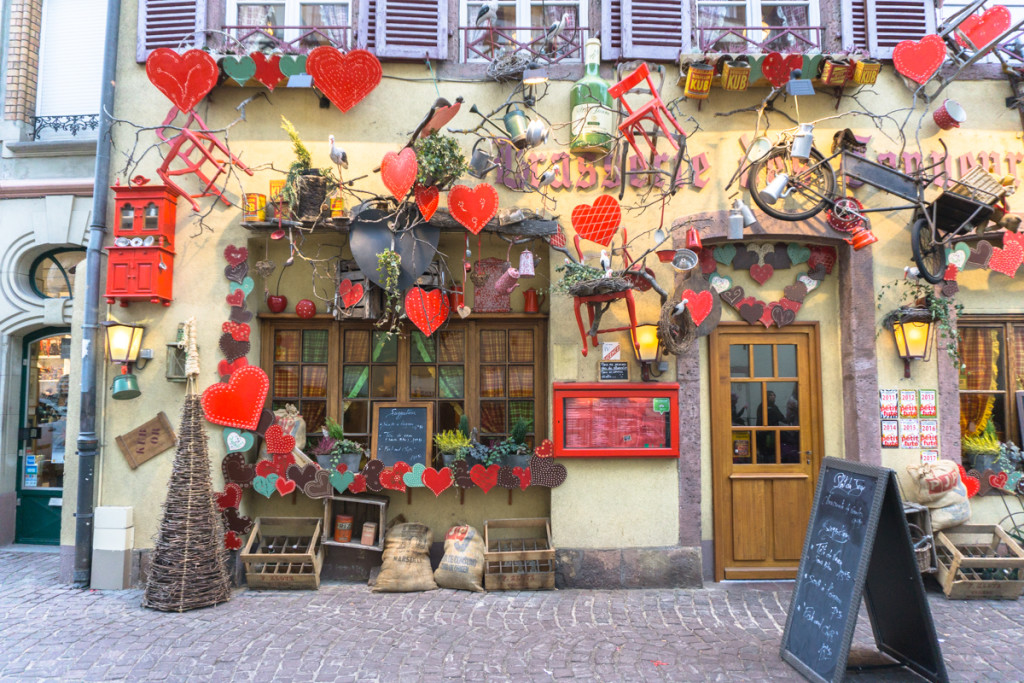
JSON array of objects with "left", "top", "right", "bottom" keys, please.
[
  {"left": 279, "top": 55, "right": 307, "bottom": 77},
  {"left": 403, "top": 463, "right": 427, "bottom": 488},
  {"left": 222, "top": 56, "right": 257, "bottom": 86},
  {"left": 329, "top": 469, "right": 354, "bottom": 494},
  {"left": 714, "top": 244, "right": 737, "bottom": 266},
  {"left": 253, "top": 473, "right": 277, "bottom": 498},
  {"left": 224, "top": 428, "right": 255, "bottom": 453},
  {"left": 709, "top": 273, "right": 732, "bottom": 293},
  {"left": 802, "top": 55, "right": 824, "bottom": 80},
  {"left": 947, "top": 243, "right": 970, "bottom": 270},
  {"left": 229, "top": 276, "right": 255, "bottom": 299},
  {"left": 787, "top": 243, "right": 811, "bottom": 265}
]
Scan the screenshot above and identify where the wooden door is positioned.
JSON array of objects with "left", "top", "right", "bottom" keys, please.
[{"left": 710, "top": 324, "right": 823, "bottom": 580}]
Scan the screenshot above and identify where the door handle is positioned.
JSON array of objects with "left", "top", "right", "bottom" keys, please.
[{"left": 804, "top": 450, "right": 812, "bottom": 465}]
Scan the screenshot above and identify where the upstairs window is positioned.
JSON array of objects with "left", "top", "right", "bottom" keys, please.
[
  {"left": 226, "top": 1, "right": 353, "bottom": 50},
  {"left": 460, "top": 0, "right": 588, "bottom": 63},
  {"left": 696, "top": 0, "right": 821, "bottom": 53},
  {"left": 842, "top": 0, "right": 937, "bottom": 58}
]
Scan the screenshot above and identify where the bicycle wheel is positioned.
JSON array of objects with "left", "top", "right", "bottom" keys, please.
[
  {"left": 911, "top": 217, "right": 947, "bottom": 284},
  {"left": 747, "top": 147, "right": 836, "bottom": 222}
]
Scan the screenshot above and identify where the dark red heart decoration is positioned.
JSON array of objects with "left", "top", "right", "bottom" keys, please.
[
  {"left": 893, "top": 34, "right": 946, "bottom": 85},
  {"left": 264, "top": 425, "right": 295, "bottom": 455},
  {"left": 285, "top": 464, "right": 318, "bottom": 490},
  {"left": 749, "top": 264, "right": 774, "bottom": 286},
  {"left": 681, "top": 289, "right": 713, "bottom": 326},
  {"left": 761, "top": 52, "right": 803, "bottom": 88},
  {"left": 226, "top": 289, "right": 245, "bottom": 308},
  {"left": 250, "top": 51, "right": 284, "bottom": 90},
  {"left": 453, "top": 459, "right": 474, "bottom": 489},
  {"left": 272, "top": 453, "right": 294, "bottom": 476},
  {"left": 415, "top": 184, "right": 440, "bottom": 221},
  {"left": 497, "top": 466, "right": 520, "bottom": 490},
  {"left": 534, "top": 438, "right": 554, "bottom": 458},
  {"left": 362, "top": 460, "right": 384, "bottom": 493},
  {"left": 807, "top": 246, "right": 837, "bottom": 274},
  {"left": 224, "top": 531, "right": 243, "bottom": 550},
  {"left": 215, "top": 483, "right": 243, "bottom": 510},
  {"left": 255, "top": 459, "right": 276, "bottom": 478},
  {"left": 422, "top": 466, "right": 454, "bottom": 497},
  {"left": 201, "top": 365, "right": 269, "bottom": 430},
  {"left": 571, "top": 194, "right": 621, "bottom": 246},
  {"left": 223, "top": 507, "right": 253, "bottom": 535},
  {"left": 513, "top": 466, "right": 531, "bottom": 490},
  {"left": 303, "top": 469, "right": 334, "bottom": 498},
  {"left": 145, "top": 49, "right": 219, "bottom": 113},
  {"left": 956, "top": 5, "right": 1010, "bottom": 49},
  {"left": 224, "top": 245, "right": 249, "bottom": 267},
  {"left": 222, "top": 453, "right": 255, "bottom": 488},
  {"left": 219, "top": 333, "right": 250, "bottom": 363},
  {"left": 405, "top": 287, "right": 450, "bottom": 337},
  {"left": 225, "top": 262, "right": 248, "bottom": 283},
  {"left": 230, "top": 306, "right": 254, "bottom": 324},
  {"left": 222, "top": 321, "right": 250, "bottom": 342},
  {"left": 381, "top": 147, "right": 418, "bottom": 201},
  {"left": 470, "top": 464, "right": 500, "bottom": 493},
  {"left": 448, "top": 183, "right": 500, "bottom": 235},
  {"left": 306, "top": 47, "right": 382, "bottom": 113},
  {"left": 337, "top": 279, "right": 365, "bottom": 308},
  {"left": 529, "top": 455, "right": 567, "bottom": 487},
  {"left": 739, "top": 300, "right": 766, "bottom": 325},
  {"left": 379, "top": 466, "right": 407, "bottom": 492},
  {"left": 218, "top": 357, "right": 248, "bottom": 380}
]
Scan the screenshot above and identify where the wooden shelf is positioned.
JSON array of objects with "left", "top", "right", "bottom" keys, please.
[
  {"left": 323, "top": 493, "right": 388, "bottom": 553},
  {"left": 241, "top": 207, "right": 557, "bottom": 237},
  {"left": 241, "top": 216, "right": 350, "bottom": 233}
]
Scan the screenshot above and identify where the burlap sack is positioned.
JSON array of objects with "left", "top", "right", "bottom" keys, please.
[
  {"left": 930, "top": 479, "right": 971, "bottom": 530},
  {"left": 906, "top": 461, "right": 960, "bottom": 506},
  {"left": 433, "top": 525, "right": 486, "bottom": 592},
  {"left": 372, "top": 523, "right": 437, "bottom": 593}
]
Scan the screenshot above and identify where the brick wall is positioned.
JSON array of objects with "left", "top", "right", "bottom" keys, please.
[{"left": 5, "top": 0, "right": 43, "bottom": 124}]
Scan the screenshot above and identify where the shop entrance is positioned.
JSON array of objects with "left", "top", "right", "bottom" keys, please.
[
  {"left": 709, "top": 324, "right": 823, "bottom": 581},
  {"left": 15, "top": 329, "right": 70, "bottom": 545}
]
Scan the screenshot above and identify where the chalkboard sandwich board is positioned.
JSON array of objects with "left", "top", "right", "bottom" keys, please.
[
  {"left": 781, "top": 457, "right": 947, "bottom": 683},
  {"left": 372, "top": 402, "right": 432, "bottom": 468}
]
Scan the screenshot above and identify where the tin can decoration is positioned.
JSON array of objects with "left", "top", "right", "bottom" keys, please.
[
  {"left": 820, "top": 59, "right": 850, "bottom": 86},
  {"left": 684, "top": 63, "right": 714, "bottom": 100},
  {"left": 243, "top": 193, "right": 266, "bottom": 221},
  {"left": 852, "top": 59, "right": 881, "bottom": 85},
  {"left": 334, "top": 514, "right": 354, "bottom": 543},
  {"left": 330, "top": 196, "right": 345, "bottom": 217},
  {"left": 361, "top": 522, "right": 378, "bottom": 546},
  {"left": 269, "top": 179, "right": 286, "bottom": 201},
  {"left": 721, "top": 60, "right": 751, "bottom": 91}
]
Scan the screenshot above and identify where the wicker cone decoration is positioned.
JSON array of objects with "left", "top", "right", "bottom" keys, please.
[{"left": 143, "top": 318, "right": 231, "bottom": 612}]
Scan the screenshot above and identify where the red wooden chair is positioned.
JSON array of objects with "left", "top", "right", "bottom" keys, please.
[
  {"left": 608, "top": 62, "right": 686, "bottom": 168},
  {"left": 571, "top": 231, "right": 643, "bottom": 357}
]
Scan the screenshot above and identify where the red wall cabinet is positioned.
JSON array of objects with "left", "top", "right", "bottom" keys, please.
[
  {"left": 105, "top": 178, "right": 178, "bottom": 306},
  {"left": 553, "top": 382, "right": 680, "bottom": 457},
  {"left": 105, "top": 247, "right": 174, "bottom": 306}
]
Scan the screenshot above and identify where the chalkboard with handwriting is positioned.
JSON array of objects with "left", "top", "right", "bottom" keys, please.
[
  {"left": 781, "top": 457, "right": 947, "bottom": 683},
  {"left": 372, "top": 403, "right": 433, "bottom": 467}
]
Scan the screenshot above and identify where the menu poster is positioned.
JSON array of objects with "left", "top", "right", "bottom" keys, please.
[
  {"left": 899, "top": 390, "right": 919, "bottom": 418},
  {"left": 900, "top": 419, "right": 921, "bottom": 449},
  {"left": 919, "top": 390, "right": 937, "bottom": 418},
  {"left": 879, "top": 389, "right": 899, "bottom": 419},
  {"left": 921, "top": 450, "right": 939, "bottom": 463},
  {"left": 920, "top": 420, "right": 938, "bottom": 449},
  {"left": 881, "top": 420, "right": 899, "bottom": 448}
]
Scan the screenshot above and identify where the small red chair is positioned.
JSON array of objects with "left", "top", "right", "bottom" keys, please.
[
  {"left": 608, "top": 63, "right": 686, "bottom": 168},
  {"left": 571, "top": 231, "right": 642, "bottom": 357}
]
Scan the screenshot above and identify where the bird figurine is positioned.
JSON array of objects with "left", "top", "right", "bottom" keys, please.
[
  {"left": 599, "top": 249, "right": 612, "bottom": 276},
  {"left": 413, "top": 96, "right": 464, "bottom": 140},
  {"left": 476, "top": 1, "right": 498, "bottom": 28},
  {"left": 543, "top": 13, "right": 570, "bottom": 53},
  {"left": 328, "top": 134, "right": 347, "bottom": 182},
  {"left": 536, "top": 169, "right": 556, "bottom": 188},
  {"left": 673, "top": 299, "right": 689, "bottom": 318}
]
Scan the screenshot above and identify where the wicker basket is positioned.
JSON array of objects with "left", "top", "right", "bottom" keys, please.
[
  {"left": 567, "top": 277, "right": 632, "bottom": 297},
  {"left": 948, "top": 166, "right": 1006, "bottom": 203},
  {"left": 908, "top": 523, "right": 933, "bottom": 573}
]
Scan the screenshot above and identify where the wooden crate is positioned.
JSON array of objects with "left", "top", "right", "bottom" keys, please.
[
  {"left": 241, "top": 517, "right": 324, "bottom": 590},
  {"left": 484, "top": 518, "right": 555, "bottom": 591},
  {"left": 935, "top": 525, "right": 1024, "bottom": 600},
  {"left": 322, "top": 494, "right": 388, "bottom": 552}
]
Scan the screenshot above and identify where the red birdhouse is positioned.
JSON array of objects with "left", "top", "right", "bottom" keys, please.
[{"left": 105, "top": 177, "right": 179, "bottom": 307}]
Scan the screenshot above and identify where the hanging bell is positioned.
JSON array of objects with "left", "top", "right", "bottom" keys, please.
[
  {"left": 518, "top": 249, "right": 535, "bottom": 277},
  {"left": 685, "top": 226, "right": 702, "bottom": 251}
]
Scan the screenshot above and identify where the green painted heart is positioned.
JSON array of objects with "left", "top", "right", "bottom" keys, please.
[
  {"left": 278, "top": 55, "right": 307, "bottom": 77},
  {"left": 329, "top": 469, "right": 354, "bottom": 494},
  {"left": 253, "top": 473, "right": 277, "bottom": 498},
  {"left": 787, "top": 243, "right": 811, "bottom": 265},
  {"left": 222, "top": 56, "right": 256, "bottom": 86},
  {"left": 709, "top": 274, "right": 732, "bottom": 293},
  {"left": 403, "top": 463, "right": 426, "bottom": 488},
  {"left": 948, "top": 243, "right": 970, "bottom": 270},
  {"left": 229, "top": 276, "right": 255, "bottom": 299},
  {"left": 802, "top": 55, "right": 824, "bottom": 80},
  {"left": 224, "top": 428, "right": 255, "bottom": 453},
  {"left": 714, "top": 244, "right": 737, "bottom": 266}
]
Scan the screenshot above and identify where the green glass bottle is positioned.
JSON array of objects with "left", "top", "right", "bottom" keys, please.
[{"left": 569, "top": 37, "right": 615, "bottom": 160}]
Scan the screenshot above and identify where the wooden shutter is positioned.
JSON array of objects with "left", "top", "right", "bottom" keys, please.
[
  {"left": 374, "top": 0, "right": 447, "bottom": 59},
  {"left": 358, "top": 0, "right": 378, "bottom": 51},
  {"left": 842, "top": 0, "right": 869, "bottom": 54},
  {"left": 843, "top": 0, "right": 937, "bottom": 59},
  {"left": 601, "top": 0, "right": 622, "bottom": 60},
  {"left": 621, "top": 0, "right": 689, "bottom": 60},
  {"left": 136, "top": 0, "right": 206, "bottom": 62}
]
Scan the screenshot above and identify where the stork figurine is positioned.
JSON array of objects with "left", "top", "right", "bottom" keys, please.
[
  {"left": 476, "top": 1, "right": 499, "bottom": 56},
  {"left": 328, "top": 134, "right": 347, "bottom": 184},
  {"left": 543, "top": 13, "right": 570, "bottom": 54}
]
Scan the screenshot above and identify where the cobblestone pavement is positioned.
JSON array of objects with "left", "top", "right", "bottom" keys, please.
[{"left": 1, "top": 548, "right": 1022, "bottom": 682}]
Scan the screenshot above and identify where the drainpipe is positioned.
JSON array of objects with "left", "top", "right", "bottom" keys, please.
[{"left": 74, "top": 0, "right": 121, "bottom": 587}]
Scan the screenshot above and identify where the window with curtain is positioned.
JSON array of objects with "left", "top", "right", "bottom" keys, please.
[
  {"left": 460, "top": 0, "right": 587, "bottom": 62},
  {"left": 695, "top": 0, "right": 818, "bottom": 52},
  {"left": 227, "top": 1, "right": 351, "bottom": 50},
  {"left": 959, "top": 318, "right": 1024, "bottom": 458}
]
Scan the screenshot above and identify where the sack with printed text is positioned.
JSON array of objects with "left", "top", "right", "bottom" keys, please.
[
  {"left": 433, "top": 525, "right": 485, "bottom": 592},
  {"left": 372, "top": 523, "right": 437, "bottom": 593},
  {"left": 906, "top": 460, "right": 960, "bottom": 506}
]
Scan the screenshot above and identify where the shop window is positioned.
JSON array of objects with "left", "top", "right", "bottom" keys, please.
[
  {"left": 29, "top": 248, "right": 86, "bottom": 299},
  {"left": 959, "top": 318, "right": 1024, "bottom": 462},
  {"left": 460, "top": 0, "right": 587, "bottom": 62},
  {"left": 226, "top": 0, "right": 353, "bottom": 50}
]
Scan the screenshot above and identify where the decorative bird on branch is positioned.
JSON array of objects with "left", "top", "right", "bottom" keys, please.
[
  {"left": 411, "top": 96, "right": 464, "bottom": 142},
  {"left": 328, "top": 134, "right": 347, "bottom": 182}
]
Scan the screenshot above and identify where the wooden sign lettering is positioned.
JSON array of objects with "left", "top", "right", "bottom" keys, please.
[
  {"left": 371, "top": 403, "right": 432, "bottom": 468},
  {"left": 115, "top": 412, "right": 176, "bottom": 469}
]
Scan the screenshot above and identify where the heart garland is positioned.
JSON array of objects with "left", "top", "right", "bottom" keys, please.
[{"left": 944, "top": 233, "right": 1024, "bottom": 282}]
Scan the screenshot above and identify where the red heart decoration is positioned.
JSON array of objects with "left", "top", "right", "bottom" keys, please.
[
  {"left": 217, "top": 357, "right": 248, "bottom": 379},
  {"left": 448, "top": 183, "right": 499, "bottom": 235},
  {"left": 549, "top": 226, "right": 566, "bottom": 249},
  {"left": 422, "top": 467, "right": 453, "bottom": 497},
  {"left": 681, "top": 289, "right": 713, "bottom": 326},
  {"left": 405, "top": 287, "right": 450, "bottom": 337},
  {"left": 306, "top": 47, "right": 381, "bottom": 113},
  {"left": 963, "top": 473, "right": 980, "bottom": 498},
  {"left": 222, "top": 321, "right": 250, "bottom": 342},
  {"left": 226, "top": 289, "right": 245, "bottom": 307},
  {"left": 534, "top": 438, "right": 554, "bottom": 458},
  {"left": 893, "top": 34, "right": 946, "bottom": 85},
  {"left": 348, "top": 473, "right": 367, "bottom": 494},
  {"left": 392, "top": 462, "right": 413, "bottom": 476},
  {"left": 380, "top": 467, "right": 407, "bottom": 492},
  {"left": 513, "top": 466, "right": 531, "bottom": 491},
  {"left": 272, "top": 453, "right": 294, "bottom": 476},
  {"left": 956, "top": 5, "right": 1011, "bottom": 49},
  {"left": 571, "top": 194, "right": 621, "bottom": 246},
  {"left": 264, "top": 425, "right": 295, "bottom": 455},
  {"left": 215, "top": 483, "right": 242, "bottom": 510},
  {"left": 250, "top": 52, "right": 284, "bottom": 90},
  {"left": 337, "top": 279, "right": 365, "bottom": 308},
  {"left": 761, "top": 52, "right": 803, "bottom": 88},
  {"left": 275, "top": 476, "right": 296, "bottom": 496},
  {"left": 988, "top": 236, "right": 1023, "bottom": 277},
  {"left": 944, "top": 264, "right": 960, "bottom": 281},
  {"left": 807, "top": 246, "right": 837, "bottom": 274},
  {"left": 335, "top": 463, "right": 348, "bottom": 474},
  {"left": 201, "top": 366, "right": 269, "bottom": 430},
  {"left": 224, "top": 531, "right": 242, "bottom": 550},
  {"left": 759, "top": 303, "right": 776, "bottom": 328},
  {"left": 470, "top": 464, "right": 500, "bottom": 493},
  {"left": 990, "top": 471, "right": 1009, "bottom": 490},
  {"left": 145, "top": 48, "right": 218, "bottom": 113},
  {"left": 380, "top": 147, "right": 418, "bottom": 200},
  {"left": 415, "top": 184, "right": 440, "bottom": 221},
  {"left": 778, "top": 298, "right": 802, "bottom": 314},
  {"left": 255, "top": 460, "right": 276, "bottom": 478},
  {"left": 749, "top": 264, "right": 774, "bottom": 286},
  {"left": 224, "top": 245, "right": 248, "bottom": 266}
]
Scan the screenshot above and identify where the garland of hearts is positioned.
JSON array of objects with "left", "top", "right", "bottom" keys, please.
[
  {"left": 703, "top": 242, "right": 836, "bottom": 328},
  {"left": 942, "top": 232, "right": 1024, "bottom": 290}
]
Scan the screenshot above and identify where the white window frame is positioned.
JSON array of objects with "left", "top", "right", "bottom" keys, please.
[
  {"left": 36, "top": 0, "right": 105, "bottom": 140},
  {"left": 459, "top": 0, "right": 589, "bottom": 62},
  {"left": 694, "top": 0, "right": 820, "bottom": 51},
  {"left": 226, "top": 0, "right": 352, "bottom": 44}
]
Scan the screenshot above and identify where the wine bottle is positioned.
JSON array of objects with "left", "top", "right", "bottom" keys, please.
[{"left": 569, "top": 37, "right": 615, "bottom": 160}]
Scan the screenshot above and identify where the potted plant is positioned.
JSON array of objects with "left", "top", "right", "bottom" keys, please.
[
  {"left": 309, "top": 417, "right": 364, "bottom": 472},
  {"left": 486, "top": 418, "right": 533, "bottom": 469},
  {"left": 414, "top": 132, "right": 468, "bottom": 189},
  {"left": 280, "top": 116, "right": 337, "bottom": 220},
  {"left": 434, "top": 429, "right": 471, "bottom": 468}
]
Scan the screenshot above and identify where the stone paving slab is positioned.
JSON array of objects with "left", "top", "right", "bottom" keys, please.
[{"left": 1, "top": 549, "right": 1022, "bottom": 682}]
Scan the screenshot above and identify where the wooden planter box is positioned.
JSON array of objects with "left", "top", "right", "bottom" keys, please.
[
  {"left": 484, "top": 517, "right": 555, "bottom": 591},
  {"left": 241, "top": 517, "right": 324, "bottom": 590},
  {"left": 935, "top": 524, "right": 1024, "bottom": 599}
]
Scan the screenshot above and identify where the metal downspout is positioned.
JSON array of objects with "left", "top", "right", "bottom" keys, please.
[{"left": 74, "top": 0, "right": 121, "bottom": 587}]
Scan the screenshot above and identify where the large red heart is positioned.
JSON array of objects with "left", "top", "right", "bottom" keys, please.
[
  {"left": 893, "top": 34, "right": 946, "bottom": 85},
  {"left": 405, "top": 287, "right": 450, "bottom": 337},
  {"left": 988, "top": 235, "right": 1023, "bottom": 276},
  {"left": 749, "top": 264, "right": 774, "bottom": 286},
  {"left": 224, "top": 245, "right": 248, "bottom": 266},
  {"left": 337, "top": 279, "right": 365, "bottom": 308},
  {"left": 571, "top": 194, "right": 621, "bottom": 246},
  {"left": 250, "top": 52, "right": 284, "bottom": 90},
  {"left": 146, "top": 48, "right": 218, "bottom": 113},
  {"left": 381, "top": 147, "right": 418, "bottom": 200},
  {"left": 222, "top": 321, "right": 250, "bottom": 342},
  {"left": 415, "top": 184, "right": 439, "bottom": 221},
  {"left": 275, "top": 476, "right": 296, "bottom": 496},
  {"left": 448, "top": 183, "right": 499, "bottom": 235},
  {"left": 681, "top": 289, "right": 713, "bottom": 326},
  {"left": 201, "top": 366, "right": 269, "bottom": 430},
  {"left": 957, "top": 5, "right": 1011, "bottom": 49},
  {"left": 217, "top": 357, "right": 248, "bottom": 379},
  {"left": 306, "top": 47, "right": 381, "bottom": 113},
  {"left": 422, "top": 466, "right": 453, "bottom": 497},
  {"left": 470, "top": 464, "right": 500, "bottom": 493},
  {"left": 263, "top": 425, "right": 295, "bottom": 455},
  {"left": 379, "top": 467, "right": 407, "bottom": 492},
  {"left": 215, "top": 483, "right": 242, "bottom": 510},
  {"left": 761, "top": 52, "right": 803, "bottom": 88}
]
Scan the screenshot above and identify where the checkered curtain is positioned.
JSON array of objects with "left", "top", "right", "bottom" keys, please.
[
  {"left": 1013, "top": 326, "right": 1024, "bottom": 391},
  {"left": 960, "top": 327, "right": 1000, "bottom": 437}
]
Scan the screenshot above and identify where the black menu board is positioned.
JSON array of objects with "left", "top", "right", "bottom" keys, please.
[{"left": 372, "top": 403, "right": 432, "bottom": 467}]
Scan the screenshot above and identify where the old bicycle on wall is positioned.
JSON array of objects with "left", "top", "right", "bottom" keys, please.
[{"left": 740, "top": 126, "right": 1015, "bottom": 284}]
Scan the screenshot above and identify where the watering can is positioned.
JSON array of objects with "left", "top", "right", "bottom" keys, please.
[
  {"left": 468, "top": 139, "right": 500, "bottom": 179},
  {"left": 523, "top": 288, "right": 545, "bottom": 313}
]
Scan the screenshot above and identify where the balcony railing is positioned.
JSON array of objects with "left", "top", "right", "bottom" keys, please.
[
  {"left": 696, "top": 26, "right": 824, "bottom": 53},
  {"left": 221, "top": 25, "right": 353, "bottom": 55},
  {"left": 459, "top": 25, "right": 594, "bottom": 65},
  {"left": 31, "top": 114, "right": 99, "bottom": 141}
]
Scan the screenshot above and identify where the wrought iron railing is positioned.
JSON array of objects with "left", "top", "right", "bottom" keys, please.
[
  {"left": 696, "top": 26, "right": 824, "bottom": 53},
  {"left": 221, "top": 25, "right": 353, "bottom": 54},
  {"left": 459, "top": 25, "right": 594, "bottom": 64},
  {"left": 31, "top": 114, "right": 99, "bottom": 141}
]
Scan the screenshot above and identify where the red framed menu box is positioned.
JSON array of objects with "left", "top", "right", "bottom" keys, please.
[{"left": 553, "top": 382, "right": 679, "bottom": 457}]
